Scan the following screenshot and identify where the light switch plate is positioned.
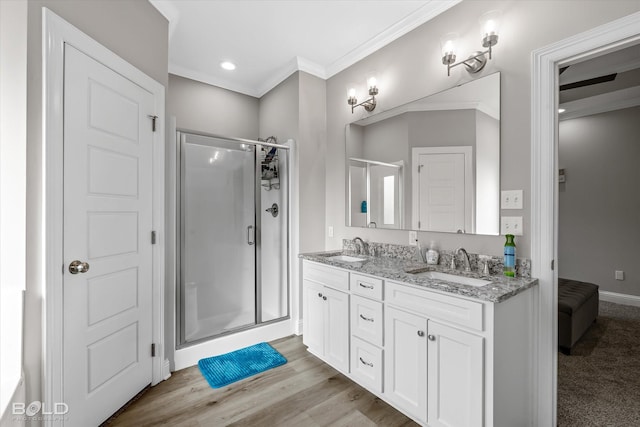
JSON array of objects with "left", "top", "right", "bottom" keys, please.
[
  {"left": 615, "top": 270, "right": 625, "bottom": 281},
  {"left": 409, "top": 230, "right": 417, "bottom": 245},
  {"left": 501, "top": 190, "right": 523, "bottom": 209},
  {"left": 501, "top": 216, "right": 523, "bottom": 236}
]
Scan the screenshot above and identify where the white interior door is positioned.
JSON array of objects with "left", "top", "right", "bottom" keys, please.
[
  {"left": 412, "top": 147, "right": 473, "bottom": 233},
  {"left": 63, "top": 44, "right": 155, "bottom": 426}
]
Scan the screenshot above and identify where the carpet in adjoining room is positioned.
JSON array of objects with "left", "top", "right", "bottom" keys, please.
[{"left": 557, "top": 300, "right": 640, "bottom": 426}]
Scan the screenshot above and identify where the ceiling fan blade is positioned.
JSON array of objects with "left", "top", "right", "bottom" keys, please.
[{"left": 560, "top": 73, "right": 617, "bottom": 91}]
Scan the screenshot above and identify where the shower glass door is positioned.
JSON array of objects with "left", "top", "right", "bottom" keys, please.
[{"left": 180, "top": 133, "right": 256, "bottom": 344}]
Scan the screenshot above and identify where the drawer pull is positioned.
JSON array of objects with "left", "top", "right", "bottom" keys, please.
[
  {"left": 359, "top": 282, "right": 374, "bottom": 289},
  {"left": 359, "top": 314, "right": 374, "bottom": 322},
  {"left": 359, "top": 357, "right": 373, "bottom": 367}
]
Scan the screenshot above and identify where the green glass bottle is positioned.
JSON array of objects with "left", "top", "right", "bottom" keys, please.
[{"left": 504, "top": 234, "right": 516, "bottom": 277}]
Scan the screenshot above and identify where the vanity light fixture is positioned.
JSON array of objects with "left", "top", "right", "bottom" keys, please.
[
  {"left": 441, "top": 10, "right": 501, "bottom": 76},
  {"left": 347, "top": 76, "right": 379, "bottom": 113}
]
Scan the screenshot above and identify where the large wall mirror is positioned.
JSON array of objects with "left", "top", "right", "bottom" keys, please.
[{"left": 346, "top": 72, "right": 500, "bottom": 235}]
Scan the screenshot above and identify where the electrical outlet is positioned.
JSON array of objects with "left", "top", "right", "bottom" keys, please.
[
  {"left": 615, "top": 270, "right": 625, "bottom": 281},
  {"left": 501, "top": 216, "right": 523, "bottom": 236},
  {"left": 501, "top": 190, "right": 523, "bottom": 209},
  {"left": 328, "top": 226, "right": 334, "bottom": 238},
  {"left": 409, "top": 230, "right": 417, "bottom": 245}
]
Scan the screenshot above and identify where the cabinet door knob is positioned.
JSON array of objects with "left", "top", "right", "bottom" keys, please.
[
  {"left": 417, "top": 330, "right": 425, "bottom": 337},
  {"left": 318, "top": 293, "right": 323, "bottom": 298},
  {"left": 428, "top": 334, "right": 436, "bottom": 341},
  {"left": 322, "top": 296, "right": 327, "bottom": 301}
]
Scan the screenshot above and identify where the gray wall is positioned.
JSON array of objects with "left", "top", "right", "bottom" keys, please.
[
  {"left": 325, "top": 0, "right": 639, "bottom": 257},
  {"left": 259, "top": 71, "right": 327, "bottom": 254},
  {"left": 168, "top": 74, "right": 259, "bottom": 139},
  {"left": 25, "top": 0, "right": 168, "bottom": 415},
  {"left": 559, "top": 106, "right": 640, "bottom": 296}
]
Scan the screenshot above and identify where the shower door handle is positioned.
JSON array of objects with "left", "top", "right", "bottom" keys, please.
[{"left": 247, "top": 225, "right": 255, "bottom": 245}]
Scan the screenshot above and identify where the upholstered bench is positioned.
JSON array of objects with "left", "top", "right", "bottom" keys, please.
[{"left": 558, "top": 278, "right": 599, "bottom": 354}]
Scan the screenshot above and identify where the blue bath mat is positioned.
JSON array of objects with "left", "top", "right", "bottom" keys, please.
[{"left": 197, "top": 342, "right": 287, "bottom": 388}]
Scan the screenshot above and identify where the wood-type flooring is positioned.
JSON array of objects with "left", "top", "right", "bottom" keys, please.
[{"left": 108, "top": 335, "right": 418, "bottom": 426}]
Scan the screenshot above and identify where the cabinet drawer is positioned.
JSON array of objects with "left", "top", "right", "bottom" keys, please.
[
  {"left": 351, "top": 295, "right": 383, "bottom": 346},
  {"left": 350, "top": 273, "right": 383, "bottom": 300},
  {"left": 386, "top": 281, "right": 484, "bottom": 332},
  {"left": 303, "top": 260, "right": 349, "bottom": 291},
  {"left": 351, "top": 336, "right": 383, "bottom": 393}
]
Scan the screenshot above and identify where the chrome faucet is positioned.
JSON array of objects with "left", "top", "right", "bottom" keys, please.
[
  {"left": 453, "top": 247, "right": 472, "bottom": 271},
  {"left": 353, "top": 237, "right": 367, "bottom": 255}
]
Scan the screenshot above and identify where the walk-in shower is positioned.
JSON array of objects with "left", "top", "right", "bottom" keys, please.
[{"left": 176, "top": 131, "right": 289, "bottom": 348}]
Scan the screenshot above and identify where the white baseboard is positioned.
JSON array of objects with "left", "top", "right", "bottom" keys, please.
[
  {"left": 294, "top": 319, "right": 303, "bottom": 336},
  {"left": 600, "top": 291, "right": 640, "bottom": 307},
  {"left": 162, "top": 359, "right": 171, "bottom": 381}
]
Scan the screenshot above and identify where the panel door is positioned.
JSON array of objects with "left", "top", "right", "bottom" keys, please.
[
  {"left": 412, "top": 146, "right": 473, "bottom": 233},
  {"left": 63, "top": 44, "right": 154, "bottom": 426},
  {"left": 427, "top": 321, "right": 484, "bottom": 427},
  {"left": 384, "top": 306, "right": 428, "bottom": 424},
  {"left": 303, "top": 280, "right": 325, "bottom": 356},
  {"left": 323, "top": 287, "right": 350, "bottom": 373}
]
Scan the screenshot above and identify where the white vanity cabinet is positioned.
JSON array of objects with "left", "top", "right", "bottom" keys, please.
[
  {"left": 301, "top": 259, "right": 535, "bottom": 427},
  {"left": 384, "top": 304, "right": 483, "bottom": 426},
  {"left": 302, "top": 262, "right": 350, "bottom": 373}
]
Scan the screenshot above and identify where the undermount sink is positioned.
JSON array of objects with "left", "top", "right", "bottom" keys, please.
[
  {"left": 410, "top": 271, "right": 492, "bottom": 287},
  {"left": 326, "top": 255, "right": 366, "bottom": 263}
]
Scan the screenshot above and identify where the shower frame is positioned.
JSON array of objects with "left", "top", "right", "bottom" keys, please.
[{"left": 176, "top": 129, "right": 291, "bottom": 349}]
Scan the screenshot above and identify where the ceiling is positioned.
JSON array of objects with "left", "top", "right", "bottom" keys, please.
[
  {"left": 150, "top": 0, "right": 461, "bottom": 98},
  {"left": 558, "top": 43, "right": 640, "bottom": 120}
]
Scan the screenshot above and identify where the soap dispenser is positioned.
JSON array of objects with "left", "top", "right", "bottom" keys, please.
[{"left": 426, "top": 241, "right": 440, "bottom": 265}]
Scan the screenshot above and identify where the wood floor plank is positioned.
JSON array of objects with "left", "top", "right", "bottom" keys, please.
[{"left": 108, "top": 335, "right": 417, "bottom": 426}]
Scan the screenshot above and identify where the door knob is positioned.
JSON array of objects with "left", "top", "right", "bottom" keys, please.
[{"left": 69, "top": 260, "right": 90, "bottom": 274}]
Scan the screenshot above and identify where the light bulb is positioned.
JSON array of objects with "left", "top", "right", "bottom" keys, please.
[
  {"left": 440, "top": 32, "right": 458, "bottom": 65},
  {"left": 479, "top": 10, "right": 501, "bottom": 48},
  {"left": 367, "top": 77, "right": 377, "bottom": 89},
  {"left": 348, "top": 88, "right": 356, "bottom": 98}
]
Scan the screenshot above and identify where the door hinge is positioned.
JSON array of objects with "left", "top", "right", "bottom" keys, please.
[
  {"left": 151, "top": 231, "right": 156, "bottom": 244},
  {"left": 148, "top": 115, "right": 158, "bottom": 132},
  {"left": 151, "top": 343, "right": 156, "bottom": 357},
  {"left": 551, "top": 259, "right": 555, "bottom": 270}
]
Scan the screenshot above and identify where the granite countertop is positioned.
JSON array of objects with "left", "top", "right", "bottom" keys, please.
[{"left": 299, "top": 250, "right": 538, "bottom": 303}]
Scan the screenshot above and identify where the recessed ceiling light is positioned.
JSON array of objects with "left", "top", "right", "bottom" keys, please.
[
  {"left": 220, "top": 61, "right": 236, "bottom": 71},
  {"left": 558, "top": 108, "right": 566, "bottom": 113}
]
